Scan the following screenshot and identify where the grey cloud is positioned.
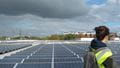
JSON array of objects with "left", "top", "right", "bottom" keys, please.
[
  {"left": 0, "top": 0, "right": 120, "bottom": 36},
  {"left": 0, "top": 0, "right": 89, "bottom": 18},
  {"left": 0, "top": 14, "right": 101, "bottom": 36},
  {"left": 89, "top": 0, "right": 120, "bottom": 21},
  {"left": 0, "top": 13, "right": 119, "bottom": 36}
]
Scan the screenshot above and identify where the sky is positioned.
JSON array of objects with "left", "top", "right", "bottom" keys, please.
[
  {"left": 0, "top": 0, "right": 120, "bottom": 36},
  {"left": 87, "top": 0, "right": 107, "bottom": 5}
]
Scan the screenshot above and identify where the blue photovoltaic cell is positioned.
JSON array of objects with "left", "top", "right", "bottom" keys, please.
[
  {"left": 54, "top": 63, "right": 84, "bottom": 68},
  {"left": 29, "top": 56, "right": 52, "bottom": 58},
  {"left": 24, "top": 58, "right": 52, "bottom": 63},
  {"left": 16, "top": 63, "right": 51, "bottom": 68},
  {"left": 4, "top": 55, "right": 28, "bottom": 59},
  {"left": 0, "top": 58, "right": 22, "bottom": 63},
  {"left": 54, "top": 58, "right": 82, "bottom": 62},
  {"left": 0, "top": 64, "right": 15, "bottom": 68}
]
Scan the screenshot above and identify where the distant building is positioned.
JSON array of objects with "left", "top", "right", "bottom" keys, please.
[
  {"left": 114, "top": 37, "right": 120, "bottom": 41},
  {"left": 64, "top": 32, "right": 96, "bottom": 38},
  {"left": 80, "top": 38, "right": 94, "bottom": 41},
  {"left": 64, "top": 32, "right": 81, "bottom": 35},
  {"left": 117, "top": 32, "right": 120, "bottom": 37},
  {"left": 64, "top": 32, "right": 120, "bottom": 41},
  {"left": 109, "top": 32, "right": 118, "bottom": 40}
]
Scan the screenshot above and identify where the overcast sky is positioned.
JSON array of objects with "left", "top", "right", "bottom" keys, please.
[{"left": 0, "top": 0, "right": 120, "bottom": 36}]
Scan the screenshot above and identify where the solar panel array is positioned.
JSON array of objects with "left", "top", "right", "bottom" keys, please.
[
  {"left": 107, "top": 43, "right": 120, "bottom": 65},
  {"left": 0, "top": 42, "right": 120, "bottom": 68},
  {"left": 0, "top": 44, "right": 32, "bottom": 54}
]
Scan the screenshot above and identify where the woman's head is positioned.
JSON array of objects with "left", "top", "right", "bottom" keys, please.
[{"left": 94, "top": 26, "right": 110, "bottom": 41}]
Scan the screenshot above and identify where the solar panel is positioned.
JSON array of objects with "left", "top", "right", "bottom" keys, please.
[
  {"left": 0, "top": 42, "right": 119, "bottom": 68},
  {"left": 34, "top": 53, "right": 52, "bottom": 55},
  {"left": 0, "top": 44, "right": 31, "bottom": 54},
  {"left": 16, "top": 63, "right": 51, "bottom": 68},
  {"left": 116, "top": 61, "right": 120, "bottom": 65},
  {"left": 54, "top": 58, "right": 82, "bottom": 62},
  {"left": 0, "top": 58, "right": 22, "bottom": 63},
  {"left": 24, "top": 59, "right": 52, "bottom": 63},
  {"left": 54, "top": 63, "right": 84, "bottom": 68},
  {"left": 29, "top": 56, "right": 52, "bottom": 58},
  {"left": 0, "top": 64, "right": 15, "bottom": 68},
  {"left": 4, "top": 55, "right": 27, "bottom": 59},
  {"left": 54, "top": 55, "right": 76, "bottom": 58}
]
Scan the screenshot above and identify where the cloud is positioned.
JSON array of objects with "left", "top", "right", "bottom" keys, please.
[
  {"left": 0, "top": 0, "right": 120, "bottom": 36},
  {"left": 85, "top": 0, "right": 120, "bottom": 32},
  {"left": 0, "top": 14, "right": 103, "bottom": 36},
  {"left": 0, "top": 0, "right": 89, "bottom": 18},
  {"left": 87, "top": 0, "right": 120, "bottom": 22}
]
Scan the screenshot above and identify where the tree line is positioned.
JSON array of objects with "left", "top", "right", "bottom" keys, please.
[{"left": 0, "top": 33, "right": 119, "bottom": 40}]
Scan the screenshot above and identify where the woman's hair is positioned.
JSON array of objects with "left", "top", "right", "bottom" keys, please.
[{"left": 94, "top": 26, "right": 110, "bottom": 41}]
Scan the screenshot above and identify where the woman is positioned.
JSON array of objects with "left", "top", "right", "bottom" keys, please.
[
  {"left": 90, "top": 26, "right": 116, "bottom": 68},
  {"left": 84, "top": 26, "right": 117, "bottom": 68}
]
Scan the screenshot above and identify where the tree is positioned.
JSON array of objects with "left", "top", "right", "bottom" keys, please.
[{"left": 64, "top": 34, "right": 76, "bottom": 40}]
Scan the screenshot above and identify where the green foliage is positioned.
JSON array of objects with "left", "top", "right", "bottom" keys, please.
[
  {"left": 48, "top": 34, "right": 60, "bottom": 40},
  {"left": 0, "top": 34, "right": 93, "bottom": 40},
  {"left": 0, "top": 33, "right": 95, "bottom": 40},
  {"left": 64, "top": 34, "right": 76, "bottom": 40},
  {"left": 43, "top": 34, "right": 77, "bottom": 40},
  {"left": 10, "top": 36, "right": 42, "bottom": 40},
  {"left": 0, "top": 36, "right": 7, "bottom": 40}
]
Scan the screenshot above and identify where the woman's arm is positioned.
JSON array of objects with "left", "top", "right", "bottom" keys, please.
[{"left": 103, "top": 56, "right": 114, "bottom": 68}]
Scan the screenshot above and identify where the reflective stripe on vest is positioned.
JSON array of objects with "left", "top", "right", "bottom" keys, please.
[{"left": 95, "top": 48, "right": 113, "bottom": 68}]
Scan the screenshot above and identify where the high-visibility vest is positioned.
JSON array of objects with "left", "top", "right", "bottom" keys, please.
[{"left": 95, "top": 48, "right": 113, "bottom": 68}]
